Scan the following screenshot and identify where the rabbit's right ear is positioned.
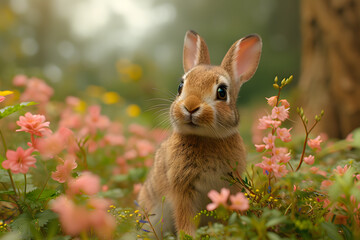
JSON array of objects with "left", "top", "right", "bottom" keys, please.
[{"left": 183, "top": 31, "right": 210, "bottom": 73}]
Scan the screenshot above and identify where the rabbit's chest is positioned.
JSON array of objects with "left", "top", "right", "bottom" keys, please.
[{"left": 169, "top": 148, "right": 229, "bottom": 193}]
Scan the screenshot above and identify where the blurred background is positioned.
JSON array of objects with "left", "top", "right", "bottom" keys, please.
[
  {"left": 1, "top": 0, "right": 358, "bottom": 140},
  {"left": 0, "top": 0, "right": 300, "bottom": 102}
]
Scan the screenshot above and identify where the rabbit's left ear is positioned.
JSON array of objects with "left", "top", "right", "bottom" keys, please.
[
  {"left": 183, "top": 30, "right": 210, "bottom": 73},
  {"left": 221, "top": 34, "right": 262, "bottom": 88}
]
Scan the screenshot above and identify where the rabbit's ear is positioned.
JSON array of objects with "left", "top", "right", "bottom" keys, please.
[
  {"left": 183, "top": 30, "right": 210, "bottom": 73},
  {"left": 221, "top": 34, "right": 262, "bottom": 88}
]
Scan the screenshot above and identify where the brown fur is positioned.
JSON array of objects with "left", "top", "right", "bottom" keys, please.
[{"left": 138, "top": 31, "right": 262, "bottom": 237}]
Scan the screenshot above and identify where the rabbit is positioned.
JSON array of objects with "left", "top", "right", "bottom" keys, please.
[{"left": 138, "top": 30, "right": 262, "bottom": 238}]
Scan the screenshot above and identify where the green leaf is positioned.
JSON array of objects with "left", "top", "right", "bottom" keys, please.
[
  {"left": 0, "top": 102, "right": 37, "bottom": 119},
  {"left": 267, "top": 232, "right": 282, "bottom": 240},
  {"left": 36, "top": 210, "right": 58, "bottom": 227},
  {"left": 26, "top": 188, "right": 59, "bottom": 201},
  {"left": 321, "top": 222, "right": 343, "bottom": 240},
  {"left": 10, "top": 213, "right": 33, "bottom": 240},
  {"left": 265, "top": 216, "right": 287, "bottom": 228},
  {"left": 0, "top": 190, "right": 15, "bottom": 195},
  {"left": 339, "top": 225, "right": 353, "bottom": 240}
]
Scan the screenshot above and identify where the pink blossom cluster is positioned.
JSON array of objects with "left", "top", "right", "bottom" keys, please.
[
  {"left": 254, "top": 96, "right": 292, "bottom": 177},
  {"left": 51, "top": 172, "right": 116, "bottom": 239},
  {"left": 13, "top": 75, "right": 53, "bottom": 114},
  {"left": 207, "top": 188, "right": 249, "bottom": 212}
]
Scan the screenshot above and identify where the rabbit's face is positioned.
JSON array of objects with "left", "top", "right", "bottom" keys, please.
[
  {"left": 170, "top": 65, "right": 239, "bottom": 138},
  {"left": 168, "top": 31, "right": 262, "bottom": 138}
]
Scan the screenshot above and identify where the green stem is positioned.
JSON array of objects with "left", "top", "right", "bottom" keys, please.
[
  {"left": 24, "top": 174, "right": 27, "bottom": 198},
  {"left": 36, "top": 174, "right": 51, "bottom": 201}
]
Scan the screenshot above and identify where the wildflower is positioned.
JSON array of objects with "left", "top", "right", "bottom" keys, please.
[
  {"left": 16, "top": 112, "right": 52, "bottom": 137},
  {"left": 229, "top": 192, "right": 249, "bottom": 211},
  {"left": 309, "top": 167, "right": 327, "bottom": 177},
  {"left": 52, "top": 156, "right": 78, "bottom": 183},
  {"left": 279, "top": 99, "right": 290, "bottom": 108},
  {"left": 255, "top": 156, "right": 276, "bottom": 173},
  {"left": 276, "top": 127, "right": 292, "bottom": 142},
  {"left": 13, "top": 74, "right": 28, "bottom": 86},
  {"left": 2, "top": 147, "right": 36, "bottom": 174},
  {"left": 271, "top": 106, "right": 289, "bottom": 121},
  {"left": 304, "top": 155, "right": 315, "bottom": 165},
  {"left": 346, "top": 133, "right": 354, "bottom": 142},
  {"left": 129, "top": 123, "right": 147, "bottom": 136},
  {"left": 136, "top": 140, "right": 155, "bottom": 157},
  {"left": 68, "top": 172, "right": 101, "bottom": 196},
  {"left": 126, "top": 104, "right": 141, "bottom": 117},
  {"left": 37, "top": 127, "right": 78, "bottom": 158},
  {"left": 272, "top": 164, "right": 288, "bottom": 178},
  {"left": 0, "top": 96, "right": 5, "bottom": 103},
  {"left": 321, "top": 180, "right": 333, "bottom": 189},
  {"left": 84, "top": 105, "right": 110, "bottom": 134},
  {"left": 258, "top": 115, "right": 281, "bottom": 130},
  {"left": 207, "top": 188, "right": 230, "bottom": 211},
  {"left": 100, "top": 134, "right": 125, "bottom": 147},
  {"left": 263, "top": 133, "right": 276, "bottom": 149},
  {"left": 272, "top": 147, "right": 290, "bottom": 163},
  {"left": 265, "top": 96, "right": 277, "bottom": 107},
  {"left": 307, "top": 135, "right": 322, "bottom": 151},
  {"left": 255, "top": 144, "right": 266, "bottom": 152},
  {"left": 20, "top": 77, "right": 53, "bottom": 104},
  {"left": 51, "top": 196, "right": 87, "bottom": 235},
  {"left": 333, "top": 165, "right": 349, "bottom": 176},
  {"left": 87, "top": 198, "right": 116, "bottom": 239},
  {"left": 124, "top": 149, "right": 137, "bottom": 160}
]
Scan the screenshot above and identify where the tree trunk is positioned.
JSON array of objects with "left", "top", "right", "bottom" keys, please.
[{"left": 298, "top": 0, "right": 360, "bottom": 138}]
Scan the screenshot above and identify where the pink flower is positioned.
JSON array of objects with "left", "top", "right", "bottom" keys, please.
[
  {"left": 2, "top": 147, "right": 36, "bottom": 174},
  {"left": 136, "top": 140, "right": 155, "bottom": 157},
  {"left": 51, "top": 196, "right": 90, "bottom": 236},
  {"left": 52, "top": 156, "right": 78, "bottom": 183},
  {"left": 16, "top": 112, "right": 52, "bottom": 137},
  {"left": 124, "top": 149, "right": 137, "bottom": 160},
  {"left": 321, "top": 180, "right": 333, "bottom": 189},
  {"left": 346, "top": 133, "right": 354, "bottom": 142},
  {"left": 37, "top": 127, "right": 78, "bottom": 158},
  {"left": 272, "top": 147, "right": 291, "bottom": 163},
  {"left": 304, "top": 155, "right": 315, "bottom": 165},
  {"left": 100, "top": 134, "right": 125, "bottom": 147},
  {"left": 0, "top": 96, "right": 5, "bottom": 103},
  {"left": 68, "top": 172, "right": 101, "bottom": 196},
  {"left": 87, "top": 198, "right": 116, "bottom": 239},
  {"left": 307, "top": 136, "right": 322, "bottom": 151},
  {"left": 279, "top": 99, "right": 290, "bottom": 108},
  {"left": 129, "top": 123, "right": 148, "bottom": 136},
  {"left": 20, "top": 77, "right": 53, "bottom": 104},
  {"left": 263, "top": 133, "right": 276, "bottom": 149},
  {"left": 276, "top": 128, "right": 292, "bottom": 142},
  {"left": 229, "top": 192, "right": 249, "bottom": 211},
  {"left": 84, "top": 105, "right": 110, "bottom": 134},
  {"left": 258, "top": 115, "right": 281, "bottom": 130},
  {"left": 271, "top": 106, "right": 289, "bottom": 121},
  {"left": 272, "top": 164, "right": 288, "bottom": 178},
  {"left": 207, "top": 188, "right": 230, "bottom": 211},
  {"left": 255, "top": 144, "right": 266, "bottom": 152},
  {"left": 310, "top": 167, "right": 327, "bottom": 177},
  {"left": 255, "top": 156, "right": 276, "bottom": 174},
  {"left": 333, "top": 165, "right": 350, "bottom": 176},
  {"left": 266, "top": 96, "right": 278, "bottom": 107},
  {"left": 13, "top": 74, "right": 28, "bottom": 86},
  {"left": 133, "top": 183, "right": 142, "bottom": 194}
]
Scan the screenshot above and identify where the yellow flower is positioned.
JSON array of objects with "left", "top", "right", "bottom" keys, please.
[
  {"left": 0, "top": 90, "right": 13, "bottom": 96},
  {"left": 126, "top": 104, "right": 141, "bottom": 117},
  {"left": 102, "top": 92, "right": 121, "bottom": 105},
  {"left": 74, "top": 100, "right": 87, "bottom": 113}
]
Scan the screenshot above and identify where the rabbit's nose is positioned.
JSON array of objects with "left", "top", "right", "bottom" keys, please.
[{"left": 184, "top": 95, "right": 201, "bottom": 114}]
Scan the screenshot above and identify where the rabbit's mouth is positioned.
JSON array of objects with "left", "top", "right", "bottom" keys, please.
[{"left": 186, "top": 121, "right": 199, "bottom": 127}]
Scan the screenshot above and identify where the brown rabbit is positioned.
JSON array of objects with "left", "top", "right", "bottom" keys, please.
[{"left": 138, "top": 30, "right": 262, "bottom": 237}]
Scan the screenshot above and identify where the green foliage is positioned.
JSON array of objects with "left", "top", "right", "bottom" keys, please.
[{"left": 0, "top": 102, "right": 37, "bottom": 119}]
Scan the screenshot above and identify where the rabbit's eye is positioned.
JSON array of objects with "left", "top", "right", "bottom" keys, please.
[
  {"left": 178, "top": 82, "right": 184, "bottom": 95},
  {"left": 217, "top": 85, "right": 227, "bottom": 100}
]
